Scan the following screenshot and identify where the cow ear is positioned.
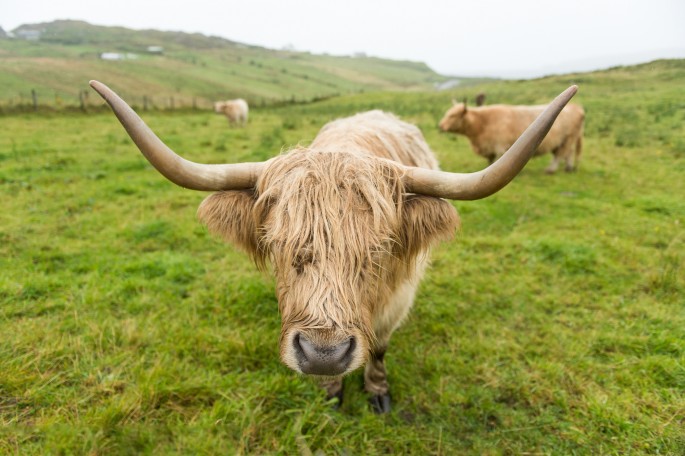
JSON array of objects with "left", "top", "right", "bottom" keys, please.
[
  {"left": 399, "top": 195, "right": 460, "bottom": 258},
  {"left": 198, "top": 190, "right": 259, "bottom": 256}
]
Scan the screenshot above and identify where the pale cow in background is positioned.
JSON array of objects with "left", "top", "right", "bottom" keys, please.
[
  {"left": 439, "top": 100, "right": 585, "bottom": 173},
  {"left": 214, "top": 99, "right": 249, "bottom": 126}
]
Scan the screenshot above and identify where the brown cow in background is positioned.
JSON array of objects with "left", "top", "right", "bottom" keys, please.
[{"left": 439, "top": 100, "right": 585, "bottom": 173}]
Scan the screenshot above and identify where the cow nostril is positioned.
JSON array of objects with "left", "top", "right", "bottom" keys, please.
[
  {"left": 293, "top": 332, "right": 305, "bottom": 355},
  {"left": 345, "top": 336, "right": 356, "bottom": 357},
  {"left": 293, "top": 332, "right": 316, "bottom": 359},
  {"left": 293, "top": 333, "right": 357, "bottom": 376}
]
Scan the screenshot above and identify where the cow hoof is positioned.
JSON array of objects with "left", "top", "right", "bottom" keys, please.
[
  {"left": 326, "top": 388, "right": 344, "bottom": 410},
  {"left": 369, "top": 393, "right": 391, "bottom": 414}
]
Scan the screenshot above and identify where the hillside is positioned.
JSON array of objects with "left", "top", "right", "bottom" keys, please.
[{"left": 0, "top": 20, "right": 453, "bottom": 109}]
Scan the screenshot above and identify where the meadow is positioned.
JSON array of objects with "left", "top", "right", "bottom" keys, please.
[{"left": 0, "top": 60, "right": 684, "bottom": 454}]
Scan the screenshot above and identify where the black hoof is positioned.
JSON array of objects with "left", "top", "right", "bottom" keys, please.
[
  {"left": 326, "top": 388, "right": 344, "bottom": 409},
  {"left": 369, "top": 393, "right": 391, "bottom": 414}
]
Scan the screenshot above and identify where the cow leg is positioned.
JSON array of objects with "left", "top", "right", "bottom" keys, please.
[
  {"left": 365, "top": 346, "right": 391, "bottom": 414},
  {"left": 365, "top": 262, "right": 427, "bottom": 414},
  {"left": 565, "top": 135, "right": 583, "bottom": 172},
  {"left": 559, "top": 141, "right": 575, "bottom": 172},
  {"left": 545, "top": 151, "right": 561, "bottom": 174},
  {"left": 319, "top": 377, "right": 344, "bottom": 409}
]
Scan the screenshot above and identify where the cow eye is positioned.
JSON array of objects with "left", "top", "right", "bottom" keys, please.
[{"left": 293, "top": 252, "right": 313, "bottom": 274}]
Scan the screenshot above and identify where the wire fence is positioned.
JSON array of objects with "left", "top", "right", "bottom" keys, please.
[
  {"left": 0, "top": 89, "right": 342, "bottom": 114},
  {"left": 0, "top": 90, "right": 216, "bottom": 114}
]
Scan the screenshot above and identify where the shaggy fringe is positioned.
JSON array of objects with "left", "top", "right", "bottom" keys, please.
[
  {"left": 198, "top": 110, "right": 460, "bottom": 348},
  {"left": 255, "top": 148, "right": 405, "bottom": 342}
]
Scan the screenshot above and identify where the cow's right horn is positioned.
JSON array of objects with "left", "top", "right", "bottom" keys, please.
[
  {"left": 90, "top": 81, "right": 264, "bottom": 191},
  {"left": 402, "top": 85, "right": 578, "bottom": 200}
]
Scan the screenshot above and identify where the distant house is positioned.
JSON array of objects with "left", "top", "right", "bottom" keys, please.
[
  {"left": 435, "top": 79, "right": 462, "bottom": 91},
  {"left": 15, "top": 29, "right": 41, "bottom": 41},
  {"left": 100, "top": 52, "right": 138, "bottom": 61},
  {"left": 100, "top": 53, "right": 126, "bottom": 61},
  {"left": 147, "top": 46, "right": 164, "bottom": 54}
]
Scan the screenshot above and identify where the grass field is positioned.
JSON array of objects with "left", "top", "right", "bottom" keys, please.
[{"left": 0, "top": 60, "right": 684, "bottom": 454}]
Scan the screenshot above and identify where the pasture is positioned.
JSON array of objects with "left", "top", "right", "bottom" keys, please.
[{"left": 1, "top": 60, "right": 684, "bottom": 454}]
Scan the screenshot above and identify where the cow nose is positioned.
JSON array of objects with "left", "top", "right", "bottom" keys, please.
[{"left": 293, "top": 333, "right": 356, "bottom": 376}]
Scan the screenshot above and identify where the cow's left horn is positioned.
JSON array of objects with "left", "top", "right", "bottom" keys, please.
[
  {"left": 90, "top": 80, "right": 264, "bottom": 191},
  {"left": 402, "top": 85, "right": 578, "bottom": 200}
]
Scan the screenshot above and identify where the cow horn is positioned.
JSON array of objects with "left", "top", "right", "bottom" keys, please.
[
  {"left": 89, "top": 80, "right": 264, "bottom": 191},
  {"left": 402, "top": 85, "right": 578, "bottom": 200}
]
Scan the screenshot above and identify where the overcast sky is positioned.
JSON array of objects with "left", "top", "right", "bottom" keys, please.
[{"left": 3, "top": 0, "right": 684, "bottom": 78}]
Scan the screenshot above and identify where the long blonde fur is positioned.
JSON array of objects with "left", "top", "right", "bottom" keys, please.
[{"left": 198, "top": 110, "right": 459, "bottom": 375}]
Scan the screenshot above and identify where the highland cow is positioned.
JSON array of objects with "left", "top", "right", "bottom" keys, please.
[
  {"left": 439, "top": 100, "right": 584, "bottom": 173},
  {"left": 214, "top": 98, "right": 248, "bottom": 126},
  {"left": 90, "top": 80, "right": 577, "bottom": 413}
]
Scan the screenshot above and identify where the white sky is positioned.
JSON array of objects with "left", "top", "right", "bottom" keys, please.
[{"left": 3, "top": 0, "right": 684, "bottom": 78}]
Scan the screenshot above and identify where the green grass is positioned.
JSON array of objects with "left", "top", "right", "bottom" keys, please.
[{"left": 1, "top": 60, "right": 684, "bottom": 454}]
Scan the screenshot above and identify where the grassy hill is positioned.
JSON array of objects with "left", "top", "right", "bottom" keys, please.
[
  {"left": 0, "top": 20, "right": 462, "bottom": 109},
  {"left": 1, "top": 53, "right": 684, "bottom": 453}
]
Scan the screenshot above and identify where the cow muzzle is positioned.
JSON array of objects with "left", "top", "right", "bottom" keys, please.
[
  {"left": 292, "top": 332, "right": 357, "bottom": 376},
  {"left": 438, "top": 120, "right": 452, "bottom": 132}
]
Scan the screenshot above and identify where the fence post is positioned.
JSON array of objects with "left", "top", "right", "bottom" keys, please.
[{"left": 31, "top": 89, "right": 38, "bottom": 111}]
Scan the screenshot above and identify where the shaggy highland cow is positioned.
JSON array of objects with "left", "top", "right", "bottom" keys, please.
[
  {"left": 440, "top": 100, "right": 584, "bottom": 173},
  {"left": 214, "top": 98, "right": 249, "bottom": 126},
  {"left": 91, "top": 80, "right": 577, "bottom": 413}
]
